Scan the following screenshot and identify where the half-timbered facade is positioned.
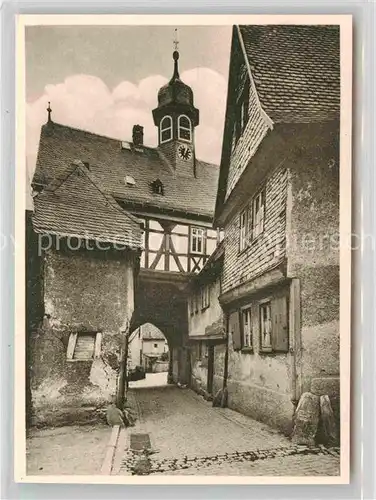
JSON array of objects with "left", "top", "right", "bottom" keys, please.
[{"left": 30, "top": 45, "right": 220, "bottom": 397}]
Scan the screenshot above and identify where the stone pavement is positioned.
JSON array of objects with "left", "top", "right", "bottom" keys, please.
[
  {"left": 26, "top": 424, "right": 111, "bottom": 475},
  {"left": 113, "top": 385, "right": 340, "bottom": 477}
]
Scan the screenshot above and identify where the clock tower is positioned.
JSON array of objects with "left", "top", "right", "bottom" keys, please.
[{"left": 152, "top": 46, "right": 199, "bottom": 177}]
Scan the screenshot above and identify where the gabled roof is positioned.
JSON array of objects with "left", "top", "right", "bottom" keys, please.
[
  {"left": 32, "top": 161, "right": 142, "bottom": 249},
  {"left": 238, "top": 25, "right": 340, "bottom": 123},
  {"left": 140, "top": 323, "right": 166, "bottom": 341},
  {"left": 32, "top": 122, "right": 219, "bottom": 221},
  {"left": 214, "top": 25, "right": 340, "bottom": 224}
]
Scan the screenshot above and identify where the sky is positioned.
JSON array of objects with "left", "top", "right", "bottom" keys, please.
[{"left": 25, "top": 25, "right": 233, "bottom": 175}]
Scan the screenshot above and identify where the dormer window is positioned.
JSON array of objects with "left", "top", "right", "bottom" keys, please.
[
  {"left": 178, "top": 115, "right": 192, "bottom": 142},
  {"left": 160, "top": 116, "right": 173, "bottom": 144},
  {"left": 151, "top": 179, "right": 164, "bottom": 195}
]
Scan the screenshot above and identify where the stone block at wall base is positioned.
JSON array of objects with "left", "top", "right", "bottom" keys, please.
[
  {"left": 31, "top": 403, "right": 108, "bottom": 429},
  {"left": 310, "top": 376, "right": 340, "bottom": 424},
  {"left": 226, "top": 380, "right": 295, "bottom": 435}
]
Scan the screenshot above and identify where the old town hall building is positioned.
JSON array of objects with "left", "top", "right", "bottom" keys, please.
[{"left": 27, "top": 25, "right": 340, "bottom": 442}]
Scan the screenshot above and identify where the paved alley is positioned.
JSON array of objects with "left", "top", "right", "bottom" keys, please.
[{"left": 113, "top": 386, "right": 340, "bottom": 476}]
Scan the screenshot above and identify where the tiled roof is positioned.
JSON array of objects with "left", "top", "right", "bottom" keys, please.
[
  {"left": 140, "top": 323, "right": 166, "bottom": 341},
  {"left": 32, "top": 161, "right": 142, "bottom": 249},
  {"left": 239, "top": 25, "right": 340, "bottom": 123},
  {"left": 32, "top": 122, "right": 219, "bottom": 220}
]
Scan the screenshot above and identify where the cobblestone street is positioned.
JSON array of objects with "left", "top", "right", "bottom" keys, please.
[{"left": 113, "top": 385, "right": 340, "bottom": 477}]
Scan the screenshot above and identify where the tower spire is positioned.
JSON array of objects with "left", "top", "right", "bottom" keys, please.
[{"left": 171, "top": 29, "right": 180, "bottom": 81}]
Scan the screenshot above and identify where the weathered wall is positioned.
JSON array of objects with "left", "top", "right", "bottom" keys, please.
[
  {"left": 142, "top": 339, "right": 167, "bottom": 356},
  {"left": 222, "top": 167, "right": 287, "bottom": 294},
  {"left": 286, "top": 120, "right": 340, "bottom": 418},
  {"left": 225, "top": 31, "right": 270, "bottom": 198},
  {"left": 127, "top": 330, "right": 142, "bottom": 369},
  {"left": 190, "top": 343, "right": 209, "bottom": 395},
  {"left": 225, "top": 285, "right": 295, "bottom": 434},
  {"left": 188, "top": 279, "right": 224, "bottom": 337},
  {"left": 30, "top": 245, "right": 136, "bottom": 425}
]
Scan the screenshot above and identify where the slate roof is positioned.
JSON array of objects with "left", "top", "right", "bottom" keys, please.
[
  {"left": 32, "top": 161, "right": 142, "bottom": 249},
  {"left": 239, "top": 25, "right": 340, "bottom": 123},
  {"left": 32, "top": 122, "right": 219, "bottom": 220}
]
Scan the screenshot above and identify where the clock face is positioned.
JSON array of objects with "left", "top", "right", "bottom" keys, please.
[{"left": 178, "top": 145, "right": 192, "bottom": 161}]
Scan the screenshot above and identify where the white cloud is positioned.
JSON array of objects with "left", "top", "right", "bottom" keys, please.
[{"left": 26, "top": 68, "right": 227, "bottom": 174}]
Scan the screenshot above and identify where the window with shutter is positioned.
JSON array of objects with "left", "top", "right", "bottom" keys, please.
[
  {"left": 260, "top": 302, "right": 272, "bottom": 351},
  {"left": 67, "top": 332, "right": 101, "bottom": 361},
  {"left": 241, "top": 306, "right": 253, "bottom": 350},
  {"left": 271, "top": 295, "right": 289, "bottom": 352},
  {"left": 229, "top": 311, "right": 241, "bottom": 350}
]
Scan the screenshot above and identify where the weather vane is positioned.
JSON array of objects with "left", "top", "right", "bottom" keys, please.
[
  {"left": 173, "top": 28, "right": 179, "bottom": 52},
  {"left": 47, "top": 101, "right": 52, "bottom": 123}
]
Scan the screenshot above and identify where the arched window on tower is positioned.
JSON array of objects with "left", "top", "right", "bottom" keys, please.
[
  {"left": 160, "top": 116, "right": 173, "bottom": 144},
  {"left": 178, "top": 115, "right": 192, "bottom": 142}
]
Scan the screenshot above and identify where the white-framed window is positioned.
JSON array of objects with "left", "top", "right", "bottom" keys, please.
[
  {"left": 260, "top": 302, "right": 272, "bottom": 350},
  {"left": 160, "top": 115, "right": 173, "bottom": 143},
  {"left": 178, "top": 115, "right": 192, "bottom": 142},
  {"left": 241, "top": 307, "right": 253, "bottom": 349},
  {"left": 67, "top": 332, "right": 102, "bottom": 361},
  {"left": 252, "top": 190, "right": 265, "bottom": 239},
  {"left": 234, "top": 77, "right": 250, "bottom": 147},
  {"left": 190, "top": 227, "right": 205, "bottom": 254},
  {"left": 239, "top": 209, "right": 248, "bottom": 252}
]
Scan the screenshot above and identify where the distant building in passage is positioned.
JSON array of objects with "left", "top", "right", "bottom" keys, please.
[
  {"left": 212, "top": 25, "right": 340, "bottom": 434},
  {"left": 128, "top": 323, "right": 168, "bottom": 373}
]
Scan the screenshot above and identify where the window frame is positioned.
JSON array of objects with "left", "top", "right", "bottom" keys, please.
[
  {"left": 66, "top": 332, "right": 102, "bottom": 362},
  {"left": 240, "top": 305, "right": 253, "bottom": 351},
  {"left": 251, "top": 189, "right": 266, "bottom": 241},
  {"left": 178, "top": 114, "right": 192, "bottom": 142},
  {"left": 190, "top": 227, "right": 205, "bottom": 255},
  {"left": 160, "top": 115, "right": 173, "bottom": 144},
  {"left": 239, "top": 208, "right": 249, "bottom": 252},
  {"left": 201, "top": 284, "right": 210, "bottom": 311},
  {"left": 259, "top": 299, "right": 273, "bottom": 353},
  {"left": 233, "top": 76, "right": 250, "bottom": 148}
]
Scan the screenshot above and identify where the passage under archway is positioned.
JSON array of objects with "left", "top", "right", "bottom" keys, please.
[{"left": 128, "top": 323, "right": 170, "bottom": 388}]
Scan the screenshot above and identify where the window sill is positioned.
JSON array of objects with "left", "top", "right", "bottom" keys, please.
[{"left": 241, "top": 347, "right": 254, "bottom": 354}]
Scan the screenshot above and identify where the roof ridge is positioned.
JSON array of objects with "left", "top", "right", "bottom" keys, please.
[{"left": 42, "top": 121, "right": 218, "bottom": 167}]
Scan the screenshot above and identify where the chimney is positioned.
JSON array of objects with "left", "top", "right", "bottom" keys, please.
[{"left": 132, "top": 125, "right": 144, "bottom": 146}]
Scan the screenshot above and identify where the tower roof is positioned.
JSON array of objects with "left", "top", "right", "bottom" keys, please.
[{"left": 153, "top": 49, "right": 199, "bottom": 126}]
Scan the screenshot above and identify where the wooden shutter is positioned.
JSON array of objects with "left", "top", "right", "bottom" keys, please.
[
  {"left": 229, "top": 311, "right": 241, "bottom": 350},
  {"left": 271, "top": 296, "right": 289, "bottom": 352},
  {"left": 73, "top": 334, "right": 96, "bottom": 360}
]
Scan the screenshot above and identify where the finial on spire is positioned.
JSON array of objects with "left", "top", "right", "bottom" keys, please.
[
  {"left": 171, "top": 29, "right": 180, "bottom": 81},
  {"left": 47, "top": 101, "right": 52, "bottom": 123},
  {"left": 173, "top": 28, "right": 179, "bottom": 51}
]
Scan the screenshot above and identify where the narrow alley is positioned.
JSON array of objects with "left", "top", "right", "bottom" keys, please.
[{"left": 112, "top": 383, "right": 340, "bottom": 476}]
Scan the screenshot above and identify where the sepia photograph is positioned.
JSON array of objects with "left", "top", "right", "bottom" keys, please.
[{"left": 16, "top": 15, "right": 352, "bottom": 483}]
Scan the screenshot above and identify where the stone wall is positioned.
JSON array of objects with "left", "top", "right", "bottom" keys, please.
[
  {"left": 30, "top": 244, "right": 136, "bottom": 426},
  {"left": 286, "top": 120, "right": 340, "bottom": 420}
]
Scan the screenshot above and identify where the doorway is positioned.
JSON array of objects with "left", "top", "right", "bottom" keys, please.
[{"left": 207, "top": 344, "right": 214, "bottom": 395}]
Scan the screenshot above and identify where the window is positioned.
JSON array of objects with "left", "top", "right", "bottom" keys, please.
[
  {"left": 190, "top": 295, "right": 195, "bottom": 316},
  {"left": 151, "top": 178, "right": 164, "bottom": 195},
  {"left": 234, "top": 77, "right": 250, "bottom": 146},
  {"left": 252, "top": 190, "right": 265, "bottom": 239},
  {"left": 239, "top": 209, "right": 248, "bottom": 252},
  {"left": 241, "top": 307, "right": 253, "bottom": 349},
  {"left": 194, "top": 293, "right": 199, "bottom": 314},
  {"left": 154, "top": 343, "right": 158, "bottom": 349},
  {"left": 160, "top": 116, "right": 173, "bottom": 143},
  {"left": 178, "top": 115, "right": 192, "bottom": 142},
  {"left": 67, "top": 332, "right": 101, "bottom": 361},
  {"left": 190, "top": 227, "right": 205, "bottom": 254},
  {"left": 260, "top": 302, "right": 272, "bottom": 350}
]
